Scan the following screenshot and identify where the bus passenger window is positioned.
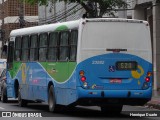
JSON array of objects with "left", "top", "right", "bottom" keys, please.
[
  {"left": 8, "top": 41, "right": 14, "bottom": 69},
  {"left": 59, "top": 32, "right": 69, "bottom": 61},
  {"left": 30, "top": 35, "right": 38, "bottom": 61},
  {"left": 15, "top": 37, "right": 21, "bottom": 61},
  {"left": 48, "top": 32, "right": 58, "bottom": 61},
  {"left": 39, "top": 33, "right": 48, "bottom": 61},
  {"left": 70, "top": 30, "right": 78, "bottom": 61},
  {"left": 21, "top": 36, "right": 29, "bottom": 61}
]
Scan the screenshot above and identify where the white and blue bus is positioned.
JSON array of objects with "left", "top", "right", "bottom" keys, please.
[{"left": 7, "top": 18, "right": 152, "bottom": 113}]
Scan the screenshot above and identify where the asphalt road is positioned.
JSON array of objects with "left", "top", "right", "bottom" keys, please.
[{"left": 0, "top": 99, "right": 159, "bottom": 120}]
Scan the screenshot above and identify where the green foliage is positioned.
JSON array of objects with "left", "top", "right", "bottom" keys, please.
[{"left": 24, "top": 0, "right": 47, "bottom": 5}]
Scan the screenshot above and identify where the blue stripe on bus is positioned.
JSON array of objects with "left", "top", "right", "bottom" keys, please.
[{"left": 6, "top": 53, "right": 152, "bottom": 105}]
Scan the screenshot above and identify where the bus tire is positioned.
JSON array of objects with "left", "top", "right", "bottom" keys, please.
[
  {"left": 100, "top": 105, "right": 123, "bottom": 115},
  {"left": 18, "top": 87, "right": 27, "bottom": 107},
  {"left": 1, "top": 87, "right": 7, "bottom": 103},
  {"left": 48, "top": 85, "right": 60, "bottom": 112}
]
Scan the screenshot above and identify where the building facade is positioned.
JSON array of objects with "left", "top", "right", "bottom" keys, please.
[
  {"left": 38, "top": 0, "right": 133, "bottom": 25},
  {"left": 132, "top": 0, "right": 160, "bottom": 90},
  {"left": 38, "top": 1, "right": 85, "bottom": 25},
  {"left": 0, "top": 0, "right": 38, "bottom": 57}
]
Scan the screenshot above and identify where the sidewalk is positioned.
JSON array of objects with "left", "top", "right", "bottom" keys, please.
[{"left": 145, "top": 90, "right": 160, "bottom": 109}]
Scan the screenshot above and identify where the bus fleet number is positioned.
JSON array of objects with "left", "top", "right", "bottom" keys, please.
[{"left": 92, "top": 61, "right": 104, "bottom": 64}]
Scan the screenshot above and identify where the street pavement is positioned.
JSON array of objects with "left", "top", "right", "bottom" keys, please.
[
  {"left": 145, "top": 90, "right": 160, "bottom": 109},
  {"left": 0, "top": 90, "right": 159, "bottom": 120},
  {"left": 0, "top": 102, "right": 159, "bottom": 120}
]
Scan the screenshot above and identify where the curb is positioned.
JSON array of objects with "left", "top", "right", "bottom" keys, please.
[{"left": 145, "top": 100, "right": 160, "bottom": 110}]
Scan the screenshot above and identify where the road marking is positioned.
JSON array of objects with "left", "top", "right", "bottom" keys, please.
[{"left": 0, "top": 107, "right": 5, "bottom": 109}]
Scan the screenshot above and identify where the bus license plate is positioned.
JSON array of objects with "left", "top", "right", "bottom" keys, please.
[{"left": 110, "top": 79, "right": 122, "bottom": 83}]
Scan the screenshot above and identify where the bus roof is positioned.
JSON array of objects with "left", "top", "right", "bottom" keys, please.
[
  {"left": 85, "top": 18, "right": 148, "bottom": 24},
  {"left": 10, "top": 20, "right": 80, "bottom": 37},
  {"left": 10, "top": 18, "right": 148, "bottom": 37}
]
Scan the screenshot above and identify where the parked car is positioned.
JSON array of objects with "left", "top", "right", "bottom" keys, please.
[{"left": 0, "top": 69, "right": 7, "bottom": 102}]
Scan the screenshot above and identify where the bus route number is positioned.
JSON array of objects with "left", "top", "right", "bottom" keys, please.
[{"left": 92, "top": 61, "right": 104, "bottom": 64}]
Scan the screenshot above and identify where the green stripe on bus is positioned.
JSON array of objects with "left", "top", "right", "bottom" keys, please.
[
  {"left": 9, "top": 61, "right": 77, "bottom": 83},
  {"left": 9, "top": 61, "right": 22, "bottom": 79},
  {"left": 55, "top": 25, "right": 69, "bottom": 31},
  {"left": 40, "top": 62, "right": 77, "bottom": 82}
]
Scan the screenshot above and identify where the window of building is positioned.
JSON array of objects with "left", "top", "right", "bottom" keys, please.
[
  {"left": 48, "top": 32, "right": 58, "bottom": 61},
  {"left": 21, "top": 36, "right": 30, "bottom": 61},
  {"left": 70, "top": 30, "right": 78, "bottom": 61},
  {"left": 30, "top": 34, "right": 38, "bottom": 61},
  {"left": 39, "top": 33, "right": 48, "bottom": 61},
  {"left": 59, "top": 31, "right": 69, "bottom": 61},
  {"left": 15, "top": 37, "right": 21, "bottom": 61}
]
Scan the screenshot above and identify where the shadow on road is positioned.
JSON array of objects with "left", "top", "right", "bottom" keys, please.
[
  {"left": 60, "top": 107, "right": 131, "bottom": 118},
  {"left": 6, "top": 100, "right": 18, "bottom": 103},
  {"left": 9, "top": 103, "right": 145, "bottom": 119}
]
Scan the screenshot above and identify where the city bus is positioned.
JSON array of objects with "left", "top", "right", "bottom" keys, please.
[{"left": 7, "top": 18, "right": 152, "bottom": 113}]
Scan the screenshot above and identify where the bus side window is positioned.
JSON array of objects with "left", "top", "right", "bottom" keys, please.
[
  {"left": 15, "top": 37, "right": 21, "bottom": 61},
  {"left": 21, "top": 35, "right": 29, "bottom": 61},
  {"left": 59, "top": 31, "right": 69, "bottom": 61},
  {"left": 30, "top": 34, "right": 38, "bottom": 61},
  {"left": 48, "top": 32, "right": 58, "bottom": 61},
  {"left": 39, "top": 33, "right": 48, "bottom": 61},
  {"left": 70, "top": 30, "right": 78, "bottom": 61},
  {"left": 7, "top": 41, "right": 14, "bottom": 69}
]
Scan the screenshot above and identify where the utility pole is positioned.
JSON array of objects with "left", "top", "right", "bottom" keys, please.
[
  {"left": 19, "top": 0, "right": 25, "bottom": 28},
  {"left": 64, "top": 1, "right": 67, "bottom": 22},
  {"left": 0, "top": 0, "right": 7, "bottom": 58},
  {"left": 118, "top": 0, "right": 127, "bottom": 18},
  {"left": 1, "top": 0, "right": 5, "bottom": 58},
  {"left": 86, "top": 1, "right": 97, "bottom": 18},
  {"left": 2, "top": 0, "right": 4, "bottom": 42}
]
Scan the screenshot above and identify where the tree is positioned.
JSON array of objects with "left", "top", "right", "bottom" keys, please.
[{"left": 24, "top": 0, "right": 128, "bottom": 18}]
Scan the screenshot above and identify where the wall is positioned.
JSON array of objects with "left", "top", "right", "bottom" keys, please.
[{"left": 133, "top": 0, "right": 160, "bottom": 90}]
